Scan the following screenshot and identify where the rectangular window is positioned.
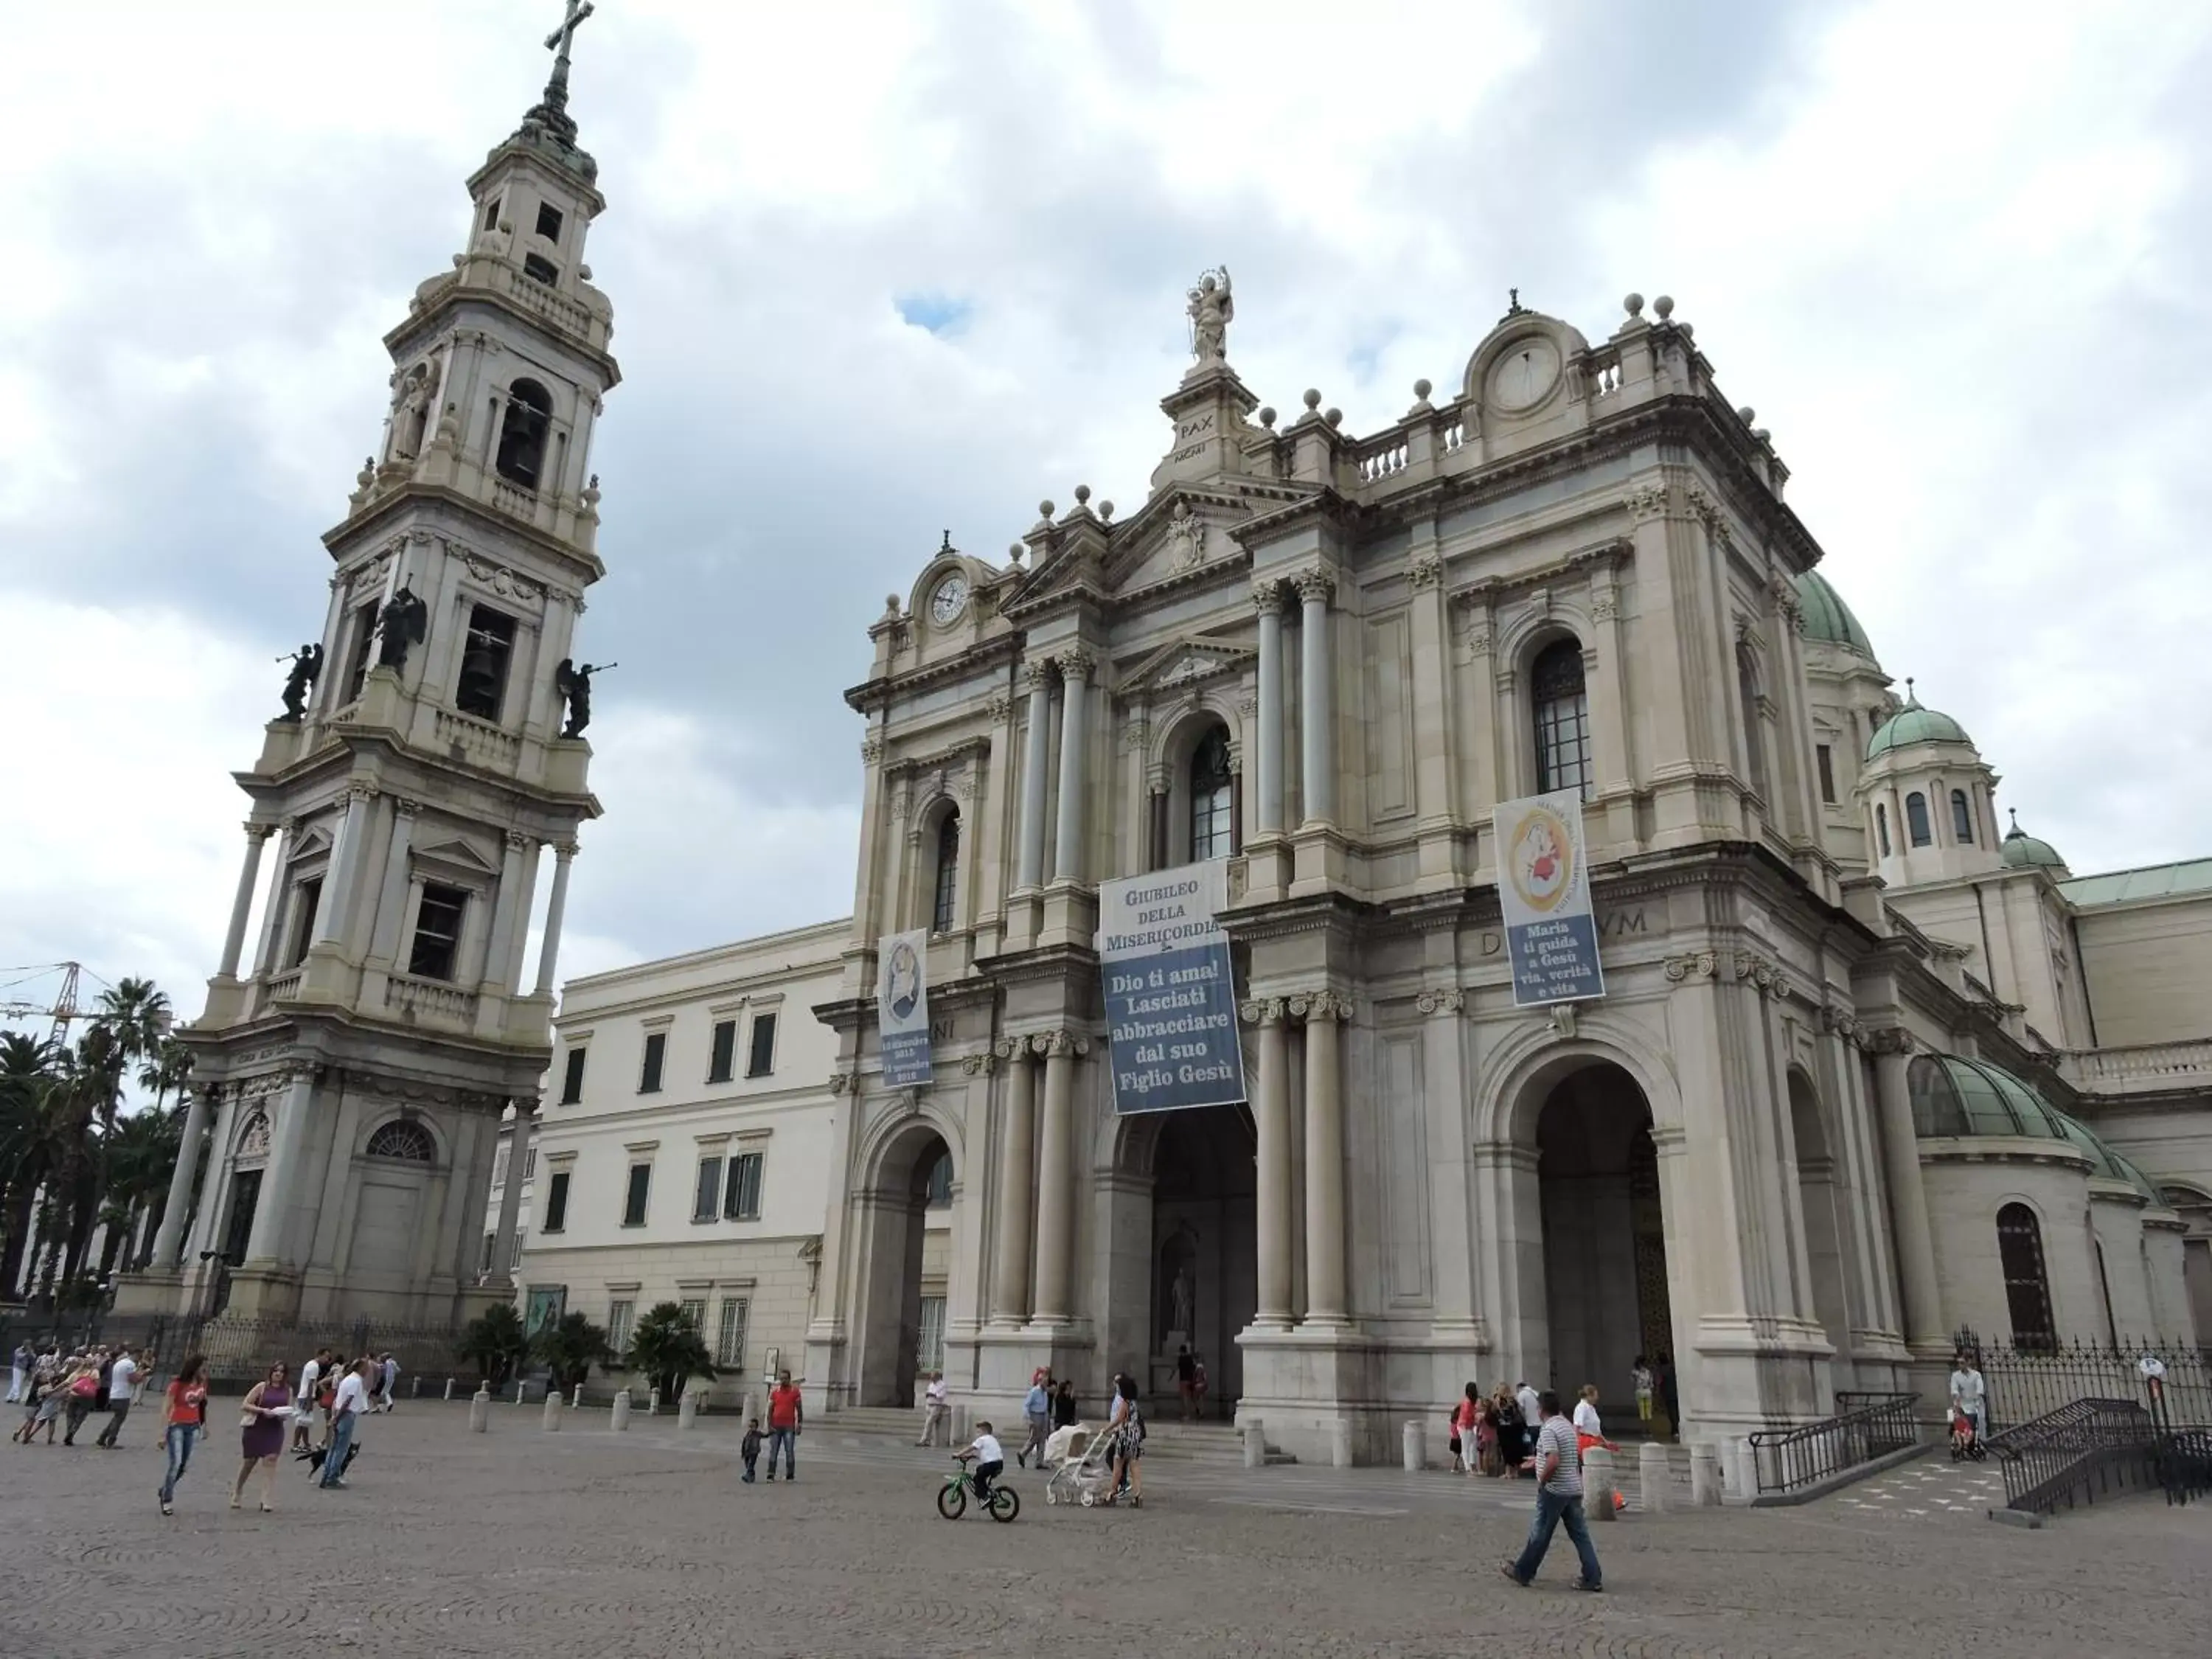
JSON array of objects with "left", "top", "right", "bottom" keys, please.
[
  {"left": 542, "top": 1169, "right": 570, "bottom": 1233},
  {"left": 454, "top": 605, "right": 518, "bottom": 722},
  {"left": 1816, "top": 744, "right": 1837, "bottom": 805},
  {"left": 715, "top": 1297, "right": 749, "bottom": 1369},
  {"left": 639, "top": 1032, "right": 667, "bottom": 1093},
  {"left": 483, "top": 198, "right": 502, "bottom": 232},
  {"left": 724, "top": 1151, "right": 764, "bottom": 1222},
  {"left": 340, "top": 605, "right": 378, "bottom": 704},
  {"left": 284, "top": 877, "right": 323, "bottom": 968},
  {"left": 406, "top": 883, "right": 469, "bottom": 981},
  {"left": 918, "top": 1295, "right": 947, "bottom": 1373},
  {"left": 924, "top": 1151, "right": 953, "bottom": 1209},
  {"left": 621, "top": 1163, "right": 651, "bottom": 1227},
  {"left": 692, "top": 1155, "right": 723, "bottom": 1222},
  {"left": 678, "top": 1297, "right": 707, "bottom": 1334},
  {"left": 706, "top": 1019, "right": 737, "bottom": 1084},
  {"left": 523, "top": 251, "right": 560, "bottom": 285},
  {"left": 479, "top": 1231, "right": 496, "bottom": 1275},
  {"left": 608, "top": 1298, "right": 635, "bottom": 1355},
  {"left": 559, "top": 1046, "right": 587, "bottom": 1105},
  {"left": 535, "top": 201, "right": 565, "bottom": 242},
  {"left": 746, "top": 1013, "right": 778, "bottom": 1079},
  {"left": 493, "top": 1145, "right": 511, "bottom": 1188},
  {"left": 524, "top": 1147, "right": 537, "bottom": 1181}
]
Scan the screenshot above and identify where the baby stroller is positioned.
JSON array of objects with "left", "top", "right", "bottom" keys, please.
[
  {"left": 1043, "top": 1425, "right": 1120, "bottom": 1508},
  {"left": 1948, "top": 1408, "right": 1987, "bottom": 1461}
]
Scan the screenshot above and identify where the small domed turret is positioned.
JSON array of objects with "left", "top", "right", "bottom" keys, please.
[
  {"left": 1868, "top": 681, "right": 1973, "bottom": 759},
  {"left": 2000, "top": 810, "right": 2069, "bottom": 874}
]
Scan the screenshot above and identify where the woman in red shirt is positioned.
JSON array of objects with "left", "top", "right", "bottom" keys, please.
[{"left": 158, "top": 1354, "right": 209, "bottom": 1516}]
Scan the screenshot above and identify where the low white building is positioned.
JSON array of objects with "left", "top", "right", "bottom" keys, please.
[{"left": 512, "top": 919, "right": 955, "bottom": 1399}]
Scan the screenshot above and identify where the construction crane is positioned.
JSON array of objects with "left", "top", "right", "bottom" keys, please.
[{"left": 0, "top": 961, "right": 87, "bottom": 1044}]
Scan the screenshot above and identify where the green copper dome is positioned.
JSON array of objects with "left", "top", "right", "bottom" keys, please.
[
  {"left": 2000, "top": 810, "right": 2068, "bottom": 872},
  {"left": 1868, "top": 683, "right": 1973, "bottom": 759},
  {"left": 1792, "top": 570, "right": 1879, "bottom": 661},
  {"left": 1909, "top": 1054, "right": 2070, "bottom": 1140}
]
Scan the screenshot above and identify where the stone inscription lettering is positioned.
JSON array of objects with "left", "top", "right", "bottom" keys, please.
[{"left": 1475, "top": 905, "right": 1649, "bottom": 957}]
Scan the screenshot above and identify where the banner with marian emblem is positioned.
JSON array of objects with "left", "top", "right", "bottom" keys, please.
[{"left": 1493, "top": 790, "right": 1606, "bottom": 1008}]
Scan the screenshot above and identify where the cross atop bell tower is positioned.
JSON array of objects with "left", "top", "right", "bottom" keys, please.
[{"left": 515, "top": 0, "right": 597, "bottom": 173}]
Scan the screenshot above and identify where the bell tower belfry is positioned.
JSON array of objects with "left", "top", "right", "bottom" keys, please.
[{"left": 128, "top": 7, "right": 619, "bottom": 1330}]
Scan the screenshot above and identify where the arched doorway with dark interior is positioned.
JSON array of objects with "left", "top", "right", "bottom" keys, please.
[
  {"left": 1534, "top": 1062, "right": 1674, "bottom": 1435},
  {"left": 1787, "top": 1068, "right": 1857, "bottom": 1380},
  {"left": 852, "top": 1121, "right": 953, "bottom": 1409},
  {"left": 1121, "top": 1103, "right": 1256, "bottom": 1415}
]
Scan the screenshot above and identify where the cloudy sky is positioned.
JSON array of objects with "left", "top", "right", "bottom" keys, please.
[{"left": 3, "top": 0, "right": 2208, "bottom": 1026}]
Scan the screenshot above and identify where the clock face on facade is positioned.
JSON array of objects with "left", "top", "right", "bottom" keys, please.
[
  {"left": 1488, "top": 338, "right": 1561, "bottom": 413},
  {"left": 929, "top": 573, "right": 969, "bottom": 626}
]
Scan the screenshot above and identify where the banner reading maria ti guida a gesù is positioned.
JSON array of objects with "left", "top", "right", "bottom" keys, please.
[
  {"left": 1493, "top": 788, "right": 1606, "bottom": 1008},
  {"left": 877, "top": 926, "right": 933, "bottom": 1088},
  {"left": 1096, "top": 860, "right": 1248, "bottom": 1115}
]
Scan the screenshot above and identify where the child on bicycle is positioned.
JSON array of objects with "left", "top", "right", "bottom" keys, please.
[{"left": 959, "top": 1421, "right": 1005, "bottom": 1505}]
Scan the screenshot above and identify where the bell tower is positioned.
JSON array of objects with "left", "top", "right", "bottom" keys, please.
[{"left": 128, "top": 5, "right": 619, "bottom": 1331}]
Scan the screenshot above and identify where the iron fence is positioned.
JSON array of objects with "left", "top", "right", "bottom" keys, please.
[
  {"left": 147, "top": 1315, "right": 466, "bottom": 1387},
  {"left": 1954, "top": 1329, "right": 2211, "bottom": 1434},
  {"left": 1749, "top": 1391, "right": 1920, "bottom": 1496},
  {"left": 1985, "top": 1397, "right": 2157, "bottom": 1515}
]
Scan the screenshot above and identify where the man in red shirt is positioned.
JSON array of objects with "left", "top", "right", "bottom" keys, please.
[{"left": 765, "top": 1370, "right": 802, "bottom": 1482}]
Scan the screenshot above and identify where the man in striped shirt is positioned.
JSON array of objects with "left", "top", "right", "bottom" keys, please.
[{"left": 1501, "top": 1390, "right": 1602, "bottom": 1592}]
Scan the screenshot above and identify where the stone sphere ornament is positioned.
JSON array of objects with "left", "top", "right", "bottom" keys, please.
[
  {"left": 1073, "top": 484, "right": 1091, "bottom": 505},
  {"left": 1413, "top": 378, "right": 1433, "bottom": 400},
  {"left": 1624, "top": 292, "right": 1645, "bottom": 316},
  {"left": 1038, "top": 500, "right": 1054, "bottom": 520},
  {"left": 1653, "top": 294, "right": 1675, "bottom": 320},
  {"left": 1303, "top": 388, "right": 1323, "bottom": 411},
  {"left": 1258, "top": 406, "right": 1276, "bottom": 428}
]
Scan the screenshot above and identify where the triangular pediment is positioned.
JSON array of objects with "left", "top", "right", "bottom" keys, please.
[
  {"left": 288, "top": 826, "right": 333, "bottom": 860},
  {"left": 1120, "top": 635, "right": 1254, "bottom": 697},
  {"left": 413, "top": 836, "right": 501, "bottom": 874}
]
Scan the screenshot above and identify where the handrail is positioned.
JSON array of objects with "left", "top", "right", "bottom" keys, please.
[
  {"left": 1986, "top": 1397, "right": 2154, "bottom": 1515},
  {"left": 1748, "top": 1392, "right": 1919, "bottom": 1495}
]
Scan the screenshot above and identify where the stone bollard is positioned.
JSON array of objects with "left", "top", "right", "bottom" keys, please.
[
  {"left": 1584, "top": 1446, "right": 1618, "bottom": 1520},
  {"left": 1241, "top": 1422, "right": 1265, "bottom": 1470},
  {"left": 1331, "top": 1417, "right": 1354, "bottom": 1469},
  {"left": 648, "top": 1387, "right": 662, "bottom": 1417},
  {"left": 1639, "top": 1442, "right": 1670, "bottom": 1514},
  {"left": 611, "top": 1388, "right": 632, "bottom": 1432},
  {"left": 1689, "top": 1443, "right": 1722, "bottom": 1506},
  {"left": 444, "top": 1378, "right": 456, "bottom": 1401},
  {"left": 572, "top": 1383, "right": 585, "bottom": 1409},
  {"left": 1402, "top": 1419, "right": 1426, "bottom": 1472},
  {"left": 543, "top": 1392, "right": 564, "bottom": 1433},
  {"left": 411, "top": 1376, "right": 422, "bottom": 1399},
  {"left": 678, "top": 1390, "right": 699, "bottom": 1430},
  {"left": 1733, "top": 1438, "right": 1757, "bottom": 1502},
  {"left": 950, "top": 1404, "right": 970, "bottom": 1447},
  {"left": 468, "top": 1386, "right": 490, "bottom": 1433}
]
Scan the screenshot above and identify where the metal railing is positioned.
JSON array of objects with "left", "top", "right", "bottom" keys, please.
[
  {"left": 1986, "top": 1397, "right": 2157, "bottom": 1515},
  {"left": 1748, "top": 1391, "right": 1919, "bottom": 1496},
  {"left": 1955, "top": 1329, "right": 2212, "bottom": 1434}
]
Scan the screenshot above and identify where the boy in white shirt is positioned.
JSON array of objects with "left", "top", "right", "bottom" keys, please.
[{"left": 959, "top": 1422, "right": 1005, "bottom": 1506}]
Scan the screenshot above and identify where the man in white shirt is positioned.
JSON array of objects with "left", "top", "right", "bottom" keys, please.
[
  {"left": 1515, "top": 1381, "right": 1543, "bottom": 1437},
  {"left": 914, "top": 1371, "right": 950, "bottom": 1447},
  {"left": 376, "top": 1353, "right": 400, "bottom": 1413},
  {"left": 959, "top": 1422, "right": 1005, "bottom": 1506},
  {"left": 1950, "top": 1354, "right": 1988, "bottom": 1439},
  {"left": 94, "top": 1348, "right": 137, "bottom": 1447},
  {"left": 294, "top": 1351, "right": 327, "bottom": 1451},
  {"left": 319, "top": 1359, "right": 372, "bottom": 1489},
  {"left": 1501, "top": 1391, "right": 1601, "bottom": 1592}
]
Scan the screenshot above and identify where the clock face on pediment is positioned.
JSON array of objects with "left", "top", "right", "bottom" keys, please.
[
  {"left": 928, "top": 573, "right": 969, "bottom": 626},
  {"left": 1486, "top": 337, "right": 1561, "bottom": 414}
]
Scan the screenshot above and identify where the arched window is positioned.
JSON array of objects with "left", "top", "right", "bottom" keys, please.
[
  {"left": 234, "top": 1111, "right": 272, "bottom": 1166},
  {"left": 1189, "top": 726, "right": 1234, "bottom": 859},
  {"left": 1996, "top": 1201, "right": 2056, "bottom": 1349},
  {"left": 1531, "top": 639, "right": 1591, "bottom": 799},
  {"left": 494, "top": 379, "right": 553, "bottom": 489},
  {"left": 1905, "top": 790, "right": 1932, "bottom": 847},
  {"left": 1876, "top": 803, "right": 1891, "bottom": 856},
  {"left": 365, "top": 1120, "right": 435, "bottom": 1164},
  {"left": 931, "top": 808, "right": 960, "bottom": 934},
  {"left": 1951, "top": 788, "right": 1975, "bottom": 845},
  {"left": 1736, "top": 642, "right": 1766, "bottom": 799}
]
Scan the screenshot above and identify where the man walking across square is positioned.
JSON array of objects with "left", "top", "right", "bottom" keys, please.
[
  {"left": 1501, "top": 1391, "right": 1602, "bottom": 1593},
  {"left": 765, "top": 1369, "right": 801, "bottom": 1482},
  {"left": 319, "top": 1358, "right": 372, "bottom": 1489},
  {"left": 915, "top": 1370, "right": 949, "bottom": 1446},
  {"left": 94, "top": 1346, "right": 137, "bottom": 1447}
]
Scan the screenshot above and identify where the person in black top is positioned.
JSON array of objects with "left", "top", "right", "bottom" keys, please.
[
  {"left": 1175, "top": 1345, "right": 1198, "bottom": 1420},
  {"left": 1051, "top": 1379, "right": 1079, "bottom": 1430}
]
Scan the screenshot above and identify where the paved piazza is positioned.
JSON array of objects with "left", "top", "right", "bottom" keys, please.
[{"left": 11, "top": 1402, "right": 2207, "bottom": 1658}]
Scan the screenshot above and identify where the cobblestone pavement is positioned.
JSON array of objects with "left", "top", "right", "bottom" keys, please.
[{"left": 8, "top": 1403, "right": 2207, "bottom": 1658}]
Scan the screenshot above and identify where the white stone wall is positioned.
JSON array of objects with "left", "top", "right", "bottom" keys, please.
[
  {"left": 1921, "top": 1148, "right": 2101, "bottom": 1344},
  {"left": 2074, "top": 891, "right": 2212, "bottom": 1046}
]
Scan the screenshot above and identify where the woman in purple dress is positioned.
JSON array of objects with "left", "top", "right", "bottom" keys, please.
[{"left": 231, "top": 1360, "right": 292, "bottom": 1512}]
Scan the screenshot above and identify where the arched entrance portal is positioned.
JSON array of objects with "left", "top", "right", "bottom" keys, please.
[
  {"left": 1134, "top": 1105, "right": 1256, "bottom": 1411},
  {"left": 854, "top": 1122, "right": 953, "bottom": 1409},
  {"left": 1534, "top": 1064, "right": 1673, "bottom": 1425}
]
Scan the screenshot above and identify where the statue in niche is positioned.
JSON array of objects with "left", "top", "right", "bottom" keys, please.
[
  {"left": 374, "top": 585, "right": 429, "bottom": 672},
  {"left": 555, "top": 658, "right": 616, "bottom": 738},
  {"left": 386, "top": 361, "right": 437, "bottom": 462},
  {"left": 1186, "top": 267, "right": 1233, "bottom": 366},
  {"left": 276, "top": 642, "right": 323, "bottom": 722},
  {"left": 1169, "top": 1265, "right": 1195, "bottom": 1337}
]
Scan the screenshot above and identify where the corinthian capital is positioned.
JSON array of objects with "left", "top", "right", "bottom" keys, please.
[
  {"left": 1293, "top": 569, "right": 1335, "bottom": 607},
  {"left": 1251, "top": 577, "right": 1285, "bottom": 615},
  {"left": 1055, "top": 649, "right": 1094, "bottom": 684},
  {"left": 1023, "top": 658, "right": 1054, "bottom": 693}
]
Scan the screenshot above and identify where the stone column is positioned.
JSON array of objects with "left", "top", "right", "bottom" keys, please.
[
  {"left": 245, "top": 1068, "right": 316, "bottom": 1265},
  {"left": 533, "top": 840, "right": 578, "bottom": 995},
  {"left": 249, "top": 822, "right": 298, "bottom": 977},
  {"left": 312, "top": 785, "right": 375, "bottom": 948},
  {"left": 1871, "top": 1032, "right": 1944, "bottom": 1346},
  {"left": 1300, "top": 991, "right": 1350, "bottom": 1326},
  {"left": 493, "top": 1107, "right": 535, "bottom": 1281},
  {"left": 1052, "top": 652, "right": 1092, "bottom": 883},
  {"left": 1016, "top": 662, "right": 1051, "bottom": 891},
  {"left": 990, "top": 1040, "right": 1036, "bottom": 1324},
  {"left": 149, "top": 1088, "right": 213, "bottom": 1270},
  {"left": 481, "top": 832, "right": 532, "bottom": 989},
  {"left": 218, "top": 824, "right": 275, "bottom": 976},
  {"left": 1032, "top": 1031, "right": 1084, "bottom": 1323},
  {"left": 1253, "top": 580, "right": 1285, "bottom": 835},
  {"left": 1296, "top": 573, "right": 1335, "bottom": 827},
  {"left": 1246, "top": 999, "right": 1293, "bottom": 1324},
  {"left": 366, "top": 799, "right": 421, "bottom": 965}
]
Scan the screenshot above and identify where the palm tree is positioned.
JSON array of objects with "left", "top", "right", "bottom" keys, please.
[
  {"left": 625, "top": 1301, "right": 717, "bottom": 1400},
  {"left": 49, "top": 979, "right": 172, "bottom": 1288},
  {"left": 461, "top": 1302, "right": 529, "bottom": 1387},
  {"left": 0, "top": 1032, "right": 68, "bottom": 1297},
  {"left": 137, "top": 1034, "right": 192, "bottom": 1117},
  {"left": 101, "top": 1102, "right": 184, "bottom": 1273},
  {"left": 532, "top": 1311, "right": 612, "bottom": 1391}
]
